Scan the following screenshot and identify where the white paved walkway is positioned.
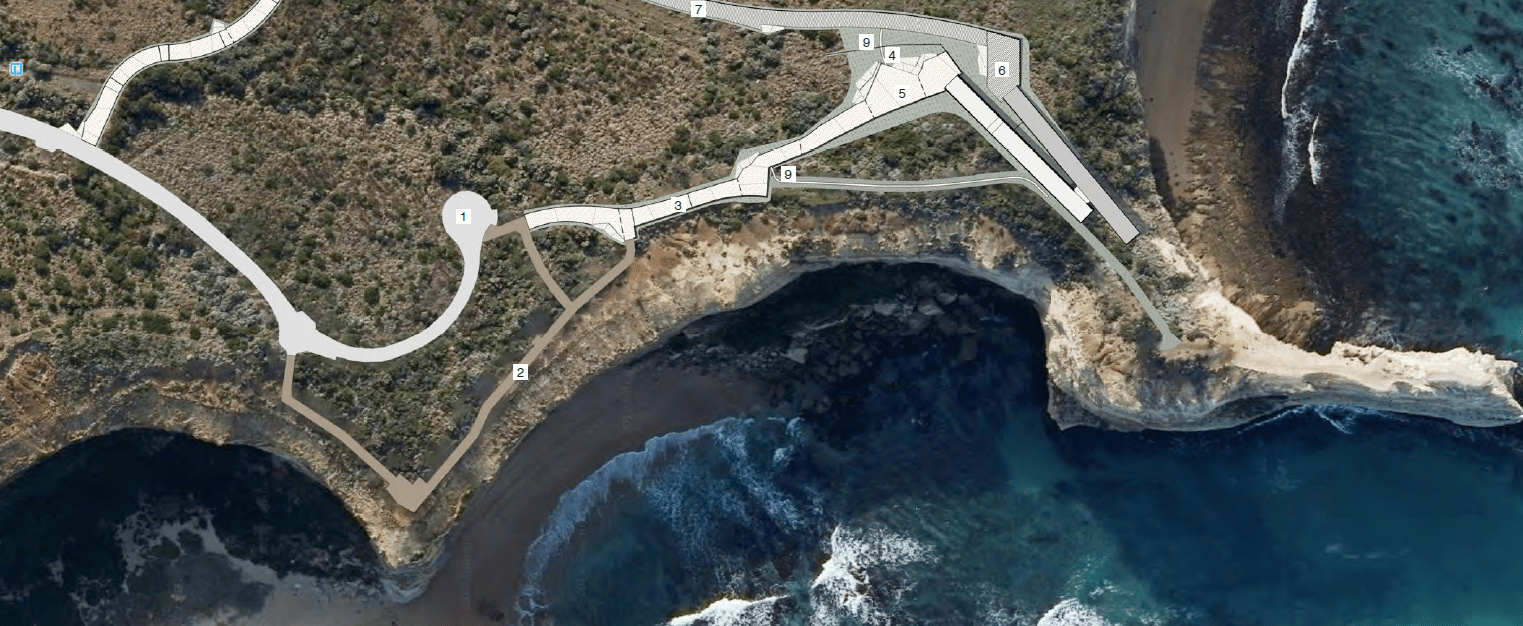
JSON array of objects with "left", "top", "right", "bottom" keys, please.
[
  {"left": 527, "top": 52, "right": 968, "bottom": 240},
  {"left": 4, "top": 108, "right": 497, "bottom": 363},
  {"left": 63, "top": 0, "right": 283, "bottom": 145},
  {"left": 527, "top": 52, "right": 1099, "bottom": 242}
]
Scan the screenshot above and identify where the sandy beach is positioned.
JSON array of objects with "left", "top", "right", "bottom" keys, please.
[
  {"left": 314, "top": 6, "right": 1230, "bottom": 625},
  {"left": 1134, "top": 0, "right": 1218, "bottom": 193},
  {"left": 362, "top": 360, "right": 773, "bottom": 626}
]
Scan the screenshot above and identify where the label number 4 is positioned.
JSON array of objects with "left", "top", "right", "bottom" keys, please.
[
  {"left": 513, "top": 364, "right": 529, "bottom": 380},
  {"left": 690, "top": 1, "right": 705, "bottom": 17},
  {"left": 884, "top": 47, "right": 900, "bottom": 64}
]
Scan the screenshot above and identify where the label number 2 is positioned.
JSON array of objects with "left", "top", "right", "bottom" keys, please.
[{"left": 513, "top": 364, "right": 529, "bottom": 380}]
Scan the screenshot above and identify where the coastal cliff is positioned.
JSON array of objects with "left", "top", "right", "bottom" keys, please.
[{"left": 0, "top": 0, "right": 1520, "bottom": 590}]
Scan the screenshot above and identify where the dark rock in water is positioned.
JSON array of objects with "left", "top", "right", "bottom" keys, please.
[{"left": 0, "top": 429, "right": 380, "bottom": 626}]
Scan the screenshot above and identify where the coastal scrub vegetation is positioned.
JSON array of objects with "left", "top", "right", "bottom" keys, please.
[{"left": 0, "top": 0, "right": 1163, "bottom": 486}]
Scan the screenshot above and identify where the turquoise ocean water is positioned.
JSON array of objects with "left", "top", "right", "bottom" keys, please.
[
  {"left": 1280, "top": 0, "right": 1523, "bottom": 353},
  {"left": 503, "top": 0, "right": 1523, "bottom": 620},
  {"left": 511, "top": 284, "right": 1523, "bottom": 626}
]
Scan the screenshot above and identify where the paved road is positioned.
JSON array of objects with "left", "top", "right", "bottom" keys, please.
[
  {"left": 3, "top": 108, "right": 500, "bottom": 362},
  {"left": 64, "top": 0, "right": 284, "bottom": 145},
  {"left": 0, "top": 0, "right": 1177, "bottom": 512}
]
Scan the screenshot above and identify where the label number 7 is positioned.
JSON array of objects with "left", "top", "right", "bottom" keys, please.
[{"left": 691, "top": 1, "right": 705, "bottom": 17}]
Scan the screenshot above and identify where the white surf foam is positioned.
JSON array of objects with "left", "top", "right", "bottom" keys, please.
[
  {"left": 1309, "top": 113, "right": 1324, "bottom": 186},
  {"left": 668, "top": 596, "right": 784, "bottom": 626},
  {"left": 518, "top": 420, "right": 735, "bottom": 602},
  {"left": 1274, "top": 0, "right": 1328, "bottom": 216},
  {"left": 806, "top": 525, "right": 935, "bottom": 626},
  {"left": 1037, "top": 598, "right": 1119, "bottom": 626},
  {"left": 1282, "top": 0, "right": 1323, "bottom": 118}
]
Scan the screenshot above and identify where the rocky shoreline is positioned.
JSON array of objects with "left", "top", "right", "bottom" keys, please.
[{"left": 2, "top": 0, "right": 1522, "bottom": 613}]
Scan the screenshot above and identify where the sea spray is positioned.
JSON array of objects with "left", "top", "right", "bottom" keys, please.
[
  {"left": 517, "top": 421, "right": 724, "bottom": 603},
  {"left": 1281, "top": 0, "right": 1323, "bottom": 119},
  {"left": 1308, "top": 114, "right": 1323, "bottom": 185},
  {"left": 804, "top": 525, "right": 935, "bottom": 626},
  {"left": 516, "top": 416, "right": 823, "bottom": 624},
  {"left": 667, "top": 596, "right": 785, "bottom": 626},
  {"left": 1274, "top": 0, "right": 1330, "bottom": 217},
  {"left": 1036, "top": 599, "right": 1120, "bottom": 626}
]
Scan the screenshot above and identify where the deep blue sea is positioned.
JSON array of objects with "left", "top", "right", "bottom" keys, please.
[
  {"left": 511, "top": 288, "right": 1523, "bottom": 626},
  {"left": 1279, "top": 0, "right": 1523, "bottom": 354}
]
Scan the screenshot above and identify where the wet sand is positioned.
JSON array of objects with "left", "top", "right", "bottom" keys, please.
[
  {"left": 1134, "top": 0, "right": 1217, "bottom": 192},
  {"left": 365, "top": 361, "right": 773, "bottom": 626},
  {"left": 322, "top": 7, "right": 1230, "bottom": 625}
]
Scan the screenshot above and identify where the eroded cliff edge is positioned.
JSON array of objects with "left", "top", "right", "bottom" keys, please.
[{"left": 0, "top": 0, "right": 1520, "bottom": 582}]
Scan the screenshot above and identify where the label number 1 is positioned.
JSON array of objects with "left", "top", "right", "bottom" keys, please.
[
  {"left": 690, "top": 1, "right": 705, "bottom": 17},
  {"left": 457, "top": 209, "right": 471, "bottom": 224},
  {"left": 513, "top": 364, "right": 529, "bottom": 380}
]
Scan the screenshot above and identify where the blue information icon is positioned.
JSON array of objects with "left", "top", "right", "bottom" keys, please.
[{"left": 7, "top": 62, "right": 21, "bottom": 77}]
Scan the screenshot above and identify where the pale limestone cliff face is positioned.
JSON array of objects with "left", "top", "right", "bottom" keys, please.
[
  {"left": 2, "top": 199, "right": 1519, "bottom": 576},
  {"left": 346, "top": 200, "right": 1520, "bottom": 570},
  {"left": 1041, "top": 233, "right": 1522, "bottom": 431}
]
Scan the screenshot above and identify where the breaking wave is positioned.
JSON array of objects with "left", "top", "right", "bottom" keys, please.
[
  {"left": 660, "top": 525, "right": 935, "bottom": 626},
  {"left": 516, "top": 416, "right": 820, "bottom": 623},
  {"left": 1275, "top": 0, "right": 1331, "bottom": 215}
]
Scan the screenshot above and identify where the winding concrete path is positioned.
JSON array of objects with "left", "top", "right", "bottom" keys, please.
[
  {"left": 0, "top": 0, "right": 1181, "bottom": 511},
  {"left": 282, "top": 220, "right": 635, "bottom": 511},
  {"left": 4, "top": 108, "right": 499, "bottom": 362},
  {"left": 63, "top": 0, "right": 284, "bottom": 145}
]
